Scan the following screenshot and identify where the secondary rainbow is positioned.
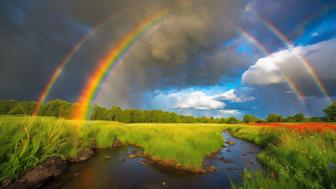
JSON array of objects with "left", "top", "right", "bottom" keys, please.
[
  {"left": 72, "top": 11, "right": 169, "bottom": 120},
  {"left": 240, "top": 29, "right": 305, "bottom": 104},
  {"left": 32, "top": 9, "right": 141, "bottom": 116},
  {"left": 258, "top": 16, "right": 332, "bottom": 103},
  {"left": 32, "top": 1, "right": 205, "bottom": 116}
]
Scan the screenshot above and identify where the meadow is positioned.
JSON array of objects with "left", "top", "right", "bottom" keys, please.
[
  {"left": 227, "top": 124, "right": 336, "bottom": 189},
  {"left": 0, "top": 115, "right": 224, "bottom": 182},
  {"left": 1, "top": 115, "right": 336, "bottom": 189}
]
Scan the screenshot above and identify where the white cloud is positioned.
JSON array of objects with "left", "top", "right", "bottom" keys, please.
[
  {"left": 150, "top": 89, "right": 250, "bottom": 117},
  {"left": 214, "top": 89, "right": 255, "bottom": 102},
  {"left": 152, "top": 89, "right": 255, "bottom": 111},
  {"left": 171, "top": 91, "right": 225, "bottom": 110},
  {"left": 218, "top": 109, "right": 241, "bottom": 117},
  {"left": 242, "top": 38, "right": 336, "bottom": 91}
]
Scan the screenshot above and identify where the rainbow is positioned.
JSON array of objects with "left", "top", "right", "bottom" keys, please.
[
  {"left": 258, "top": 16, "right": 332, "bottom": 103},
  {"left": 32, "top": 1, "right": 205, "bottom": 116},
  {"left": 72, "top": 11, "right": 169, "bottom": 120},
  {"left": 32, "top": 8, "right": 144, "bottom": 116},
  {"left": 240, "top": 29, "right": 305, "bottom": 104}
]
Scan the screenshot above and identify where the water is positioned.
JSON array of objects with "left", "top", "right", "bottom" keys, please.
[{"left": 42, "top": 132, "right": 261, "bottom": 189}]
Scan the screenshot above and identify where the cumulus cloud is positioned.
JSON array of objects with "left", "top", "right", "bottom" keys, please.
[
  {"left": 151, "top": 88, "right": 254, "bottom": 111},
  {"left": 173, "top": 91, "right": 224, "bottom": 110},
  {"left": 155, "top": 91, "right": 225, "bottom": 110},
  {"left": 218, "top": 109, "right": 241, "bottom": 117},
  {"left": 150, "top": 89, "right": 248, "bottom": 117},
  {"left": 242, "top": 38, "right": 336, "bottom": 97},
  {"left": 214, "top": 89, "right": 255, "bottom": 102}
]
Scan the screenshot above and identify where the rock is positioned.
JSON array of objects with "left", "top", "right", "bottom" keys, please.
[
  {"left": 141, "top": 159, "right": 154, "bottom": 166},
  {"left": 3, "top": 156, "right": 67, "bottom": 189},
  {"left": 0, "top": 179, "right": 12, "bottom": 188},
  {"left": 119, "top": 158, "right": 126, "bottom": 162},
  {"left": 69, "top": 148, "right": 95, "bottom": 162},
  {"left": 112, "top": 137, "right": 123, "bottom": 148},
  {"left": 248, "top": 160, "right": 254, "bottom": 164},
  {"left": 219, "top": 157, "right": 235, "bottom": 163},
  {"left": 103, "top": 155, "right": 110, "bottom": 159},
  {"left": 225, "top": 141, "right": 236, "bottom": 145},
  {"left": 206, "top": 165, "right": 217, "bottom": 173},
  {"left": 128, "top": 154, "right": 137, "bottom": 159},
  {"left": 226, "top": 149, "right": 231, "bottom": 152},
  {"left": 23, "top": 156, "right": 66, "bottom": 182}
]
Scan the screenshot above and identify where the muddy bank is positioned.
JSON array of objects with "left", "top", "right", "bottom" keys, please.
[{"left": 1, "top": 147, "right": 96, "bottom": 189}]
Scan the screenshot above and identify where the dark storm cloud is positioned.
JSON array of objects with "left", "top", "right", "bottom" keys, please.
[
  {"left": 241, "top": 0, "right": 336, "bottom": 52},
  {"left": 0, "top": 0, "right": 188, "bottom": 101},
  {"left": 95, "top": 0, "right": 249, "bottom": 108}
]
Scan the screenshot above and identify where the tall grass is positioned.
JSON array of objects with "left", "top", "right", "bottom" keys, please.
[
  {"left": 0, "top": 116, "right": 225, "bottom": 182},
  {"left": 226, "top": 125, "right": 336, "bottom": 189},
  {"left": 123, "top": 124, "right": 224, "bottom": 168},
  {"left": 0, "top": 116, "right": 88, "bottom": 181}
]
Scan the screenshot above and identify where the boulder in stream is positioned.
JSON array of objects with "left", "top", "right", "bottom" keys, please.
[
  {"left": 3, "top": 156, "right": 66, "bottom": 189},
  {"left": 112, "top": 137, "right": 123, "bottom": 148},
  {"left": 68, "top": 148, "right": 95, "bottom": 162}
]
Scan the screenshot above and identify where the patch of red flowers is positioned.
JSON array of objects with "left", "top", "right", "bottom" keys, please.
[{"left": 248, "top": 122, "right": 336, "bottom": 133}]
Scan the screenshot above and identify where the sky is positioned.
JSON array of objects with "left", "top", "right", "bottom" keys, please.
[{"left": 0, "top": 0, "right": 336, "bottom": 118}]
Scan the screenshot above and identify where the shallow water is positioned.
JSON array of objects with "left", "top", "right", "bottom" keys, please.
[{"left": 42, "top": 132, "right": 261, "bottom": 189}]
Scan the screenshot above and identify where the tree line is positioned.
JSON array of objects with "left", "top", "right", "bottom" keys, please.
[{"left": 0, "top": 99, "right": 335, "bottom": 123}]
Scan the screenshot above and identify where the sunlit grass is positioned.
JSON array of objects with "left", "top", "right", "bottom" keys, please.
[
  {"left": 0, "top": 116, "right": 88, "bottom": 181},
  {"left": 225, "top": 125, "right": 336, "bottom": 189},
  {"left": 0, "top": 116, "right": 225, "bottom": 182}
]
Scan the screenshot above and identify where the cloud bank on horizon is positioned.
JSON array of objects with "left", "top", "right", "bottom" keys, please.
[{"left": 0, "top": 0, "right": 336, "bottom": 118}]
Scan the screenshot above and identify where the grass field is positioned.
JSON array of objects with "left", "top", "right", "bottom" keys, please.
[
  {"left": 0, "top": 116, "right": 224, "bottom": 182},
  {"left": 225, "top": 124, "right": 336, "bottom": 189},
  {"left": 1, "top": 115, "right": 336, "bottom": 189}
]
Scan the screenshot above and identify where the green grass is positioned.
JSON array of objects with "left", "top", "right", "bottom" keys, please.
[
  {"left": 0, "top": 116, "right": 88, "bottom": 182},
  {"left": 121, "top": 123, "right": 224, "bottom": 169},
  {"left": 0, "top": 116, "right": 225, "bottom": 182},
  {"left": 4, "top": 115, "right": 335, "bottom": 189},
  {"left": 225, "top": 125, "right": 336, "bottom": 189}
]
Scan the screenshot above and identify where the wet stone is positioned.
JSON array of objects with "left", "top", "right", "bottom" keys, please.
[{"left": 225, "top": 141, "right": 236, "bottom": 145}]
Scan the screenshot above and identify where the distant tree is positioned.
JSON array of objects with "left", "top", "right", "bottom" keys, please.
[
  {"left": 256, "top": 118, "right": 266, "bottom": 123},
  {"left": 227, "top": 117, "right": 240, "bottom": 124},
  {"left": 8, "top": 101, "right": 36, "bottom": 115},
  {"left": 243, "top": 114, "right": 258, "bottom": 123},
  {"left": 293, "top": 114, "right": 305, "bottom": 122},
  {"left": 0, "top": 100, "right": 19, "bottom": 114},
  {"left": 218, "top": 118, "right": 227, "bottom": 123},
  {"left": 110, "top": 106, "right": 122, "bottom": 121},
  {"left": 38, "top": 99, "right": 73, "bottom": 118},
  {"left": 90, "top": 106, "right": 111, "bottom": 120},
  {"left": 266, "top": 114, "right": 283, "bottom": 122},
  {"left": 324, "top": 102, "right": 336, "bottom": 122},
  {"left": 307, "top": 117, "right": 322, "bottom": 122},
  {"left": 286, "top": 113, "right": 305, "bottom": 122}
]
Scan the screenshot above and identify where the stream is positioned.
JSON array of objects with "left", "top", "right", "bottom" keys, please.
[{"left": 42, "top": 132, "right": 261, "bottom": 189}]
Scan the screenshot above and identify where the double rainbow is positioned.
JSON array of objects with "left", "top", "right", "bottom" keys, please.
[
  {"left": 240, "top": 29, "right": 305, "bottom": 104},
  {"left": 258, "top": 16, "right": 332, "bottom": 103},
  {"left": 72, "top": 11, "right": 169, "bottom": 120}
]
